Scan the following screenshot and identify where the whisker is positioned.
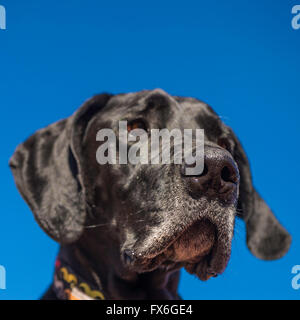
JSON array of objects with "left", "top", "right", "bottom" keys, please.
[{"left": 84, "top": 223, "right": 110, "bottom": 229}]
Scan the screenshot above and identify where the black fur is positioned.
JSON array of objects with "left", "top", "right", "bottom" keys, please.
[{"left": 10, "top": 89, "right": 291, "bottom": 299}]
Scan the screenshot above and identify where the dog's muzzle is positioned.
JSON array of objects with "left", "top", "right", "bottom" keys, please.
[
  {"left": 122, "top": 146, "right": 239, "bottom": 280},
  {"left": 122, "top": 209, "right": 236, "bottom": 280}
]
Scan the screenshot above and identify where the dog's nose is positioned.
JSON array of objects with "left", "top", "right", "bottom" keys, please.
[{"left": 181, "top": 147, "right": 239, "bottom": 202}]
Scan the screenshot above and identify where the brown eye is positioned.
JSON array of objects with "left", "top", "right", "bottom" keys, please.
[
  {"left": 127, "top": 119, "right": 148, "bottom": 133},
  {"left": 218, "top": 138, "right": 232, "bottom": 153}
]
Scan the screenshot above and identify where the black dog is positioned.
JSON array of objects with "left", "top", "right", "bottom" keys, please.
[{"left": 10, "top": 89, "right": 291, "bottom": 300}]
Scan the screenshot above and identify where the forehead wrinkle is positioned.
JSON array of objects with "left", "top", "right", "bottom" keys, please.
[{"left": 128, "top": 91, "right": 179, "bottom": 127}]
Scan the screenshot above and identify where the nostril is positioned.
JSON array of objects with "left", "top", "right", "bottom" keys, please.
[{"left": 221, "top": 166, "right": 235, "bottom": 183}]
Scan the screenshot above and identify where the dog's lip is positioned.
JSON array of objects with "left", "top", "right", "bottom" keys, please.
[
  {"left": 122, "top": 218, "right": 207, "bottom": 269},
  {"left": 123, "top": 218, "right": 221, "bottom": 276},
  {"left": 123, "top": 211, "right": 233, "bottom": 278},
  {"left": 140, "top": 218, "right": 216, "bottom": 260},
  {"left": 135, "top": 219, "right": 209, "bottom": 261},
  {"left": 182, "top": 242, "right": 219, "bottom": 280}
]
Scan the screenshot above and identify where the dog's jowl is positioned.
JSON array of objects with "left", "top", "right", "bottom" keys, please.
[{"left": 9, "top": 89, "right": 291, "bottom": 300}]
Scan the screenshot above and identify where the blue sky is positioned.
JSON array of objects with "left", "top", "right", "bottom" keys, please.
[{"left": 0, "top": 0, "right": 299, "bottom": 299}]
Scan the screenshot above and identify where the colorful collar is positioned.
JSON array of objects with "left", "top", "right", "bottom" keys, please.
[{"left": 53, "top": 257, "right": 105, "bottom": 300}]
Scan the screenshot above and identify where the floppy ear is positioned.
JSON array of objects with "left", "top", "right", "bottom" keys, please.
[
  {"left": 230, "top": 128, "right": 291, "bottom": 260},
  {"left": 9, "top": 94, "right": 112, "bottom": 244}
]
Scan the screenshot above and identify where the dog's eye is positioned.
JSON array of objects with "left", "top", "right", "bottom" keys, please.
[
  {"left": 127, "top": 120, "right": 148, "bottom": 133},
  {"left": 218, "top": 138, "right": 232, "bottom": 153}
]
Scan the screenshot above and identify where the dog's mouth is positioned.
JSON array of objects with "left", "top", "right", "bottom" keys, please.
[
  {"left": 160, "top": 219, "right": 217, "bottom": 280},
  {"left": 122, "top": 218, "right": 228, "bottom": 281}
]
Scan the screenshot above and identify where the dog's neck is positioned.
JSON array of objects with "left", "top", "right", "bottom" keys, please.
[{"left": 53, "top": 244, "right": 180, "bottom": 300}]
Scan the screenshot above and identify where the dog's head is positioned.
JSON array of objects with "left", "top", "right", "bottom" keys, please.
[{"left": 10, "top": 89, "right": 291, "bottom": 281}]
